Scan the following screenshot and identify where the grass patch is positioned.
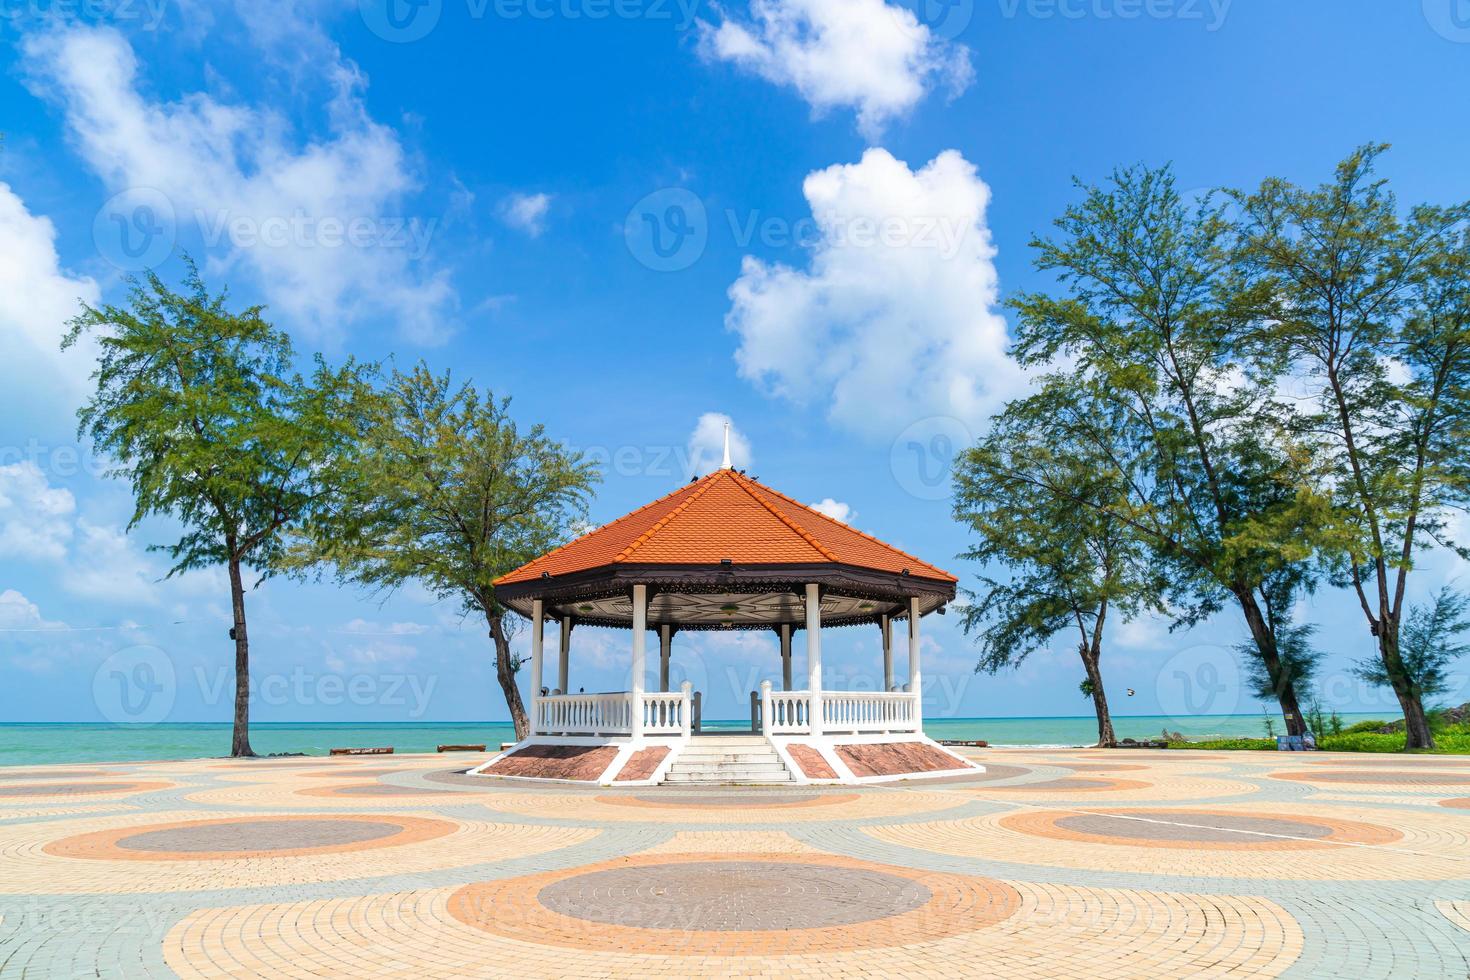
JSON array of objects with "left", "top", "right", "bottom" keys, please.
[{"left": 1171, "top": 729, "right": 1470, "bottom": 754}]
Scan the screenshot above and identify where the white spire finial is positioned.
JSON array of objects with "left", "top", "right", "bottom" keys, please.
[{"left": 721, "top": 420, "right": 732, "bottom": 469}]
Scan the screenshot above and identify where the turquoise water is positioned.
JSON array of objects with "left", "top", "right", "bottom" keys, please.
[{"left": 0, "top": 713, "right": 1391, "bottom": 766}]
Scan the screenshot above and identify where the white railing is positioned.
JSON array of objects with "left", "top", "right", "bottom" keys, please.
[
  {"left": 640, "top": 686, "right": 692, "bottom": 737},
  {"left": 821, "top": 692, "right": 919, "bottom": 734},
  {"left": 535, "top": 686, "right": 694, "bottom": 738},
  {"left": 763, "top": 688, "right": 812, "bottom": 734},
  {"left": 535, "top": 692, "right": 632, "bottom": 736}
]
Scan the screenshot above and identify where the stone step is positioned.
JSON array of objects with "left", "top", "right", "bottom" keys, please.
[
  {"left": 663, "top": 768, "right": 794, "bottom": 783},
  {"left": 667, "top": 761, "right": 788, "bottom": 776},
  {"left": 672, "top": 752, "right": 779, "bottom": 765}
]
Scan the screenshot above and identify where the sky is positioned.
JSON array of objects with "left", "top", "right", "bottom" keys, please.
[{"left": 2, "top": 0, "right": 1469, "bottom": 727}]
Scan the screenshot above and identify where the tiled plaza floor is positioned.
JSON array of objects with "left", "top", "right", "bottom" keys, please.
[{"left": 0, "top": 747, "right": 1467, "bottom": 977}]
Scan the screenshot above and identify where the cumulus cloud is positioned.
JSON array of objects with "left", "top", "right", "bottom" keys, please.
[
  {"left": 23, "top": 25, "right": 457, "bottom": 344},
  {"left": 0, "top": 590, "right": 66, "bottom": 631},
  {"left": 687, "top": 412, "right": 753, "bottom": 476},
  {"left": 498, "top": 192, "right": 552, "bottom": 237},
  {"left": 0, "top": 182, "right": 100, "bottom": 406},
  {"left": 725, "top": 147, "right": 1027, "bottom": 439},
  {"left": 808, "top": 497, "right": 853, "bottom": 523},
  {"left": 699, "top": 0, "right": 973, "bottom": 139},
  {"left": 0, "top": 461, "right": 77, "bottom": 561}
]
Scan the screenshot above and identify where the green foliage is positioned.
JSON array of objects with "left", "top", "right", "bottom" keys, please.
[
  {"left": 1234, "top": 145, "right": 1470, "bottom": 748},
  {"left": 1079, "top": 678, "right": 1096, "bottom": 700},
  {"left": 1342, "top": 719, "right": 1390, "bottom": 735},
  {"left": 1167, "top": 737, "right": 1275, "bottom": 751},
  {"left": 64, "top": 262, "right": 371, "bottom": 756},
  {"left": 1353, "top": 587, "right": 1470, "bottom": 701},
  {"left": 1006, "top": 162, "right": 1325, "bottom": 732},
  {"left": 64, "top": 262, "right": 371, "bottom": 578},
  {"left": 1261, "top": 707, "right": 1277, "bottom": 738},
  {"left": 288, "top": 363, "right": 598, "bottom": 738},
  {"left": 296, "top": 363, "right": 598, "bottom": 615},
  {"left": 954, "top": 385, "right": 1160, "bottom": 673}
]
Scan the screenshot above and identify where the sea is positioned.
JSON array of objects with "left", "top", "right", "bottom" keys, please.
[{"left": 0, "top": 713, "right": 1391, "bottom": 766}]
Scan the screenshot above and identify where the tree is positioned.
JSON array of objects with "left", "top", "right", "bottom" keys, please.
[
  {"left": 292, "top": 364, "right": 597, "bottom": 740},
  {"left": 65, "top": 264, "right": 370, "bottom": 756},
  {"left": 1236, "top": 145, "right": 1470, "bottom": 748},
  {"left": 1007, "top": 164, "right": 1326, "bottom": 735},
  {"left": 1354, "top": 586, "right": 1470, "bottom": 707},
  {"left": 954, "top": 383, "right": 1162, "bottom": 746},
  {"left": 1234, "top": 568, "right": 1322, "bottom": 716}
]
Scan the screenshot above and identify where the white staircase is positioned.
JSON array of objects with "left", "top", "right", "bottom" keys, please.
[{"left": 661, "top": 734, "right": 793, "bottom": 785}]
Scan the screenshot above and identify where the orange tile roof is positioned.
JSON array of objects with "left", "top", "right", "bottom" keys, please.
[{"left": 496, "top": 468, "right": 956, "bottom": 585}]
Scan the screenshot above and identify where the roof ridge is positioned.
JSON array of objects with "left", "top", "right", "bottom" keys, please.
[
  {"left": 740, "top": 474, "right": 956, "bottom": 581},
  {"left": 612, "top": 470, "right": 724, "bottom": 563},
  {"left": 729, "top": 471, "right": 841, "bottom": 563},
  {"left": 495, "top": 472, "right": 713, "bottom": 583}
]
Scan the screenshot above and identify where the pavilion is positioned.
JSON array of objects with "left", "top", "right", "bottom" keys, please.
[{"left": 471, "top": 429, "right": 979, "bottom": 785}]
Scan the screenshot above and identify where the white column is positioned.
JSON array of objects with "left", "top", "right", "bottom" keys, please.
[
  {"left": 680, "top": 680, "right": 693, "bottom": 738},
  {"left": 630, "top": 585, "right": 647, "bottom": 739},
  {"left": 780, "top": 623, "right": 793, "bottom": 691},
  {"left": 659, "top": 624, "right": 672, "bottom": 693},
  {"left": 881, "top": 613, "right": 893, "bottom": 692},
  {"left": 806, "top": 583, "right": 823, "bottom": 737},
  {"left": 558, "top": 616, "right": 571, "bottom": 694},
  {"left": 908, "top": 596, "right": 922, "bottom": 729},
  {"left": 529, "top": 599, "right": 544, "bottom": 737}
]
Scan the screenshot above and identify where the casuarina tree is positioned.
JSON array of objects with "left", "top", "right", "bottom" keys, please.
[{"left": 66, "top": 263, "right": 371, "bottom": 756}]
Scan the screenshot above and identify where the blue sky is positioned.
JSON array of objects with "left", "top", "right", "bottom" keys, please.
[{"left": 2, "top": 0, "right": 1469, "bottom": 726}]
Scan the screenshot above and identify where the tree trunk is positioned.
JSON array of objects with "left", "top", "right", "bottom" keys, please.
[
  {"left": 1080, "top": 641, "right": 1115, "bottom": 747},
  {"left": 226, "top": 553, "right": 256, "bottom": 758},
  {"left": 1233, "top": 587, "right": 1307, "bottom": 737},
  {"left": 1379, "top": 620, "right": 1436, "bottom": 750},
  {"left": 488, "top": 611, "right": 530, "bottom": 741}
]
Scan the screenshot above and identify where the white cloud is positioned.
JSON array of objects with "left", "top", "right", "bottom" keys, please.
[
  {"left": 726, "top": 147, "right": 1027, "bottom": 438},
  {"left": 337, "top": 618, "right": 432, "bottom": 636},
  {"left": 699, "top": 0, "right": 972, "bottom": 139},
  {"left": 0, "top": 462, "right": 77, "bottom": 561},
  {"left": 499, "top": 192, "right": 552, "bottom": 237},
  {"left": 0, "top": 590, "right": 66, "bottom": 631},
  {"left": 63, "top": 519, "right": 159, "bottom": 604},
  {"left": 0, "top": 182, "right": 100, "bottom": 405},
  {"left": 23, "top": 25, "right": 458, "bottom": 344},
  {"left": 687, "top": 412, "right": 754, "bottom": 476},
  {"left": 808, "top": 497, "right": 853, "bottom": 523}
]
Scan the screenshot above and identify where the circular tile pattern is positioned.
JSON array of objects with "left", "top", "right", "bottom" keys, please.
[
  {"left": 118, "top": 818, "right": 402, "bottom": 853},
  {"left": 539, "top": 861, "right": 931, "bottom": 930},
  {"left": 1001, "top": 808, "right": 1402, "bottom": 850},
  {"left": 1273, "top": 769, "right": 1470, "bottom": 786},
  {"left": 0, "top": 769, "right": 121, "bottom": 781},
  {"left": 0, "top": 781, "right": 163, "bottom": 798},
  {"left": 46, "top": 814, "right": 457, "bottom": 861},
  {"left": 448, "top": 852, "right": 1020, "bottom": 955},
  {"left": 297, "top": 784, "right": 456, "bottom": 798},
  {"left": 1055, "top": 812, "right": 1334, "bottom": 843}
]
